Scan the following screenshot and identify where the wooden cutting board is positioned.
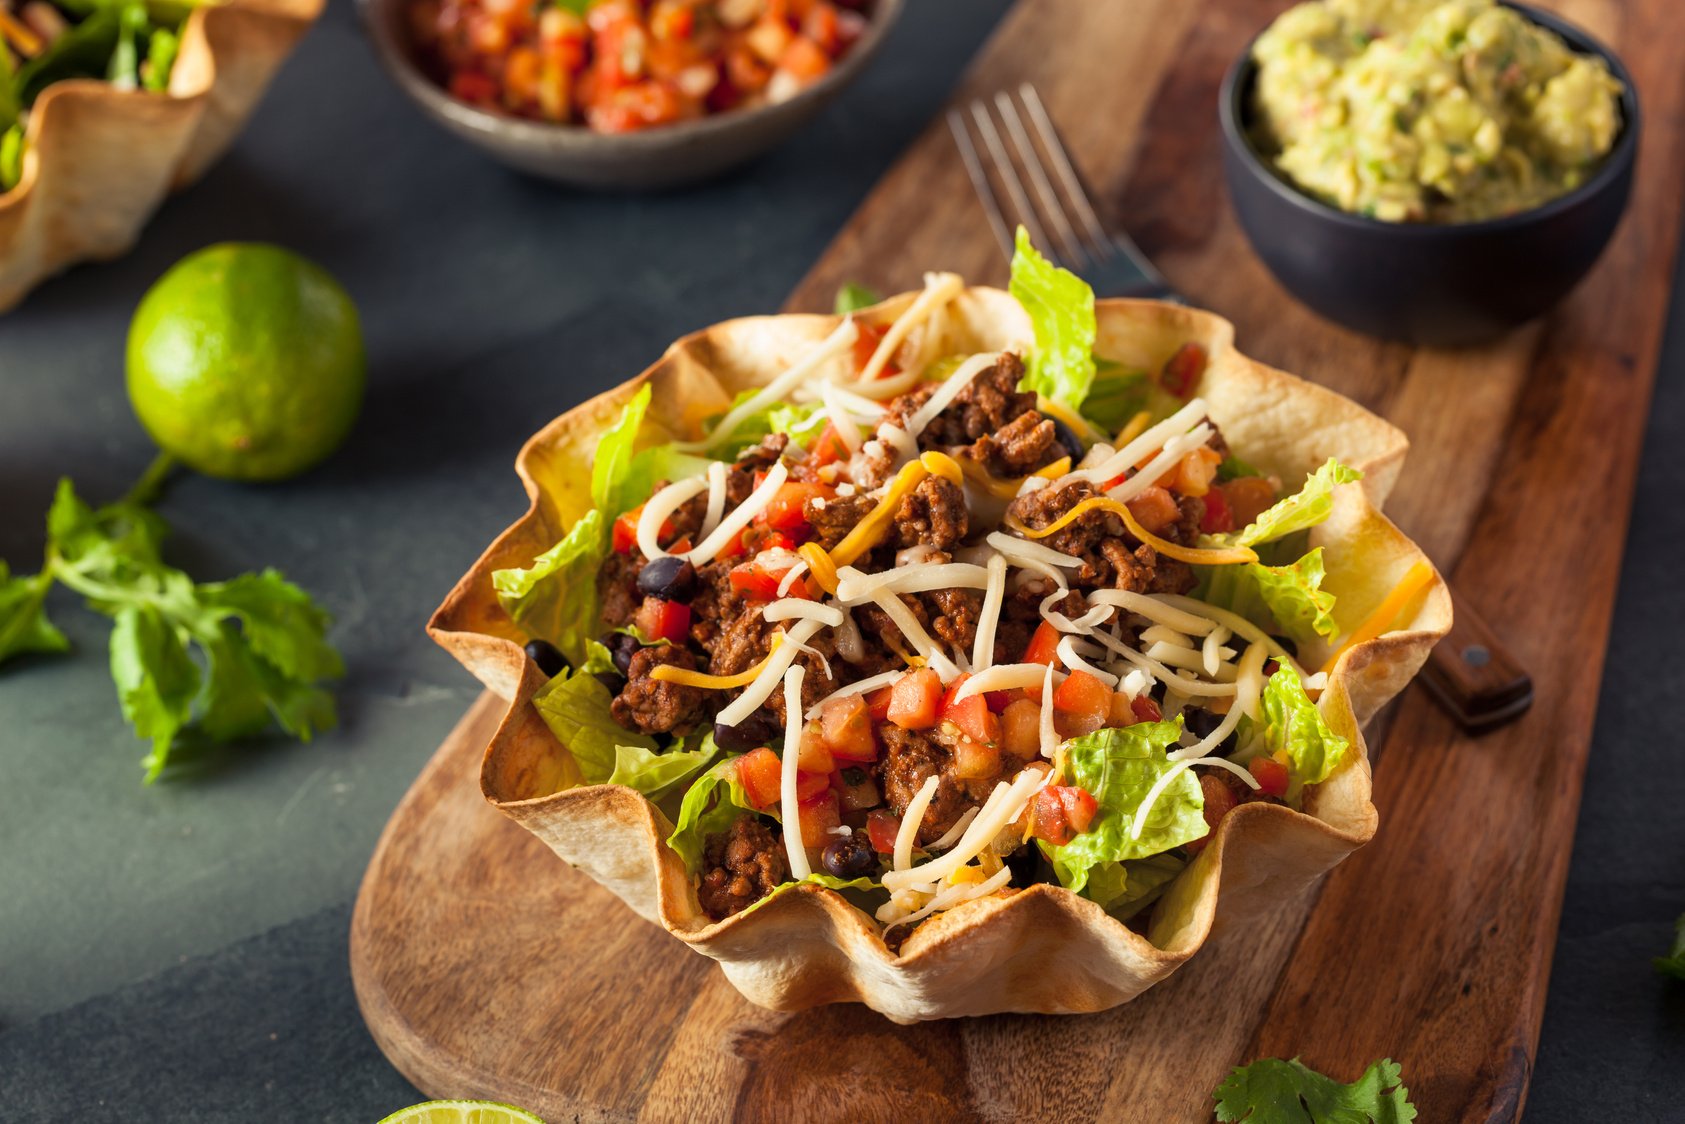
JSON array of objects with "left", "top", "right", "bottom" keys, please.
[{"left": 351, "top": 0, "right": 1685, "bottom": 1119}]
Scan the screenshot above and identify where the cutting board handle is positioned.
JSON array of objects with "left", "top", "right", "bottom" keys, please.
[{"left": 1421, "top": 589, "right": 1533, "bottom": 731}]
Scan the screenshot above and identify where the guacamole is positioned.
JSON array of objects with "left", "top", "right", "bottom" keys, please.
[{"left": 1250, "top": 0, "right": 1624, "bottom": 223}]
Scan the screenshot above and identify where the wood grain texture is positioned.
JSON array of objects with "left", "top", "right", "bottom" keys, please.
[{"left": 352, "top": 0, "right": 1685, "bottom": 1119}]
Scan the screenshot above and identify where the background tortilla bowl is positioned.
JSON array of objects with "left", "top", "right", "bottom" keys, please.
[
  {"left": 429, "top": 288, "right": 1451, "bottom": 1023},
  {"left": 0, "top": 0, "right": 324, "bottom": 312}
]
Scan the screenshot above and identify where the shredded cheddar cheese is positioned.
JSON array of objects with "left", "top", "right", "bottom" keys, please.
[
  {"left": 1319, "top": 560, "right": 1435, "bottom": 674},
  {"left": 1114, "top": 410, "right": 1153, "bottom": 447},
  {"left": 1005, "top": 497, "right": 1258, "bottom": 565},
  {"left": 797, "top": 542, "right": 839, "bottom": 595},
  {"left": 649, "top": 636, "right": 781, "bottom": 688}
]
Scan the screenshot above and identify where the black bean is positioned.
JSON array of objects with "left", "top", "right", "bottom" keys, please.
[
  {"left": 637, "top": 556, "right": 698, "bottom": 601},
  {"left": 840, "top": 766, "right": 868, "bottom": 787},
  {"left": 1182, "top": 706, "right": 1237, "bottom": 755},
  {"left": 1050, "top": 417, "right": 1087, "bottom": 462},
  {"left": 1275, "top": 636, "right": 1298, "bottom": 658},
  {"left": 1005, "top": 842, "right": 1052, "bottom": 886},
  {"left": 609, "top": 632, "right": 640, "bottom": 676},
  {"left": 715, "top": 713, "right": 777, "bottom": 753},
  {"left": 594, "top": 671, "right": 627, "bottom": 696},
  {"left": 524, "top": 639, "right": 567, "bottom": 678},
  {"left": 821, "top": 832, "right": 878, "bottom": 879}
]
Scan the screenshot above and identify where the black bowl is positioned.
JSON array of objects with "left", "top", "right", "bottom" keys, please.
[{"left": 1219, "top": 2, "right": 1639, "bottom": 347}]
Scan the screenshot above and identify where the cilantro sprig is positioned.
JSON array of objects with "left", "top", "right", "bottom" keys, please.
[
  {"left": 1214, "top": 1056, "right": 1416, "bottom": 1123},
  {"left": 0, "top": 456, "right": 342, "bottom": 782}
]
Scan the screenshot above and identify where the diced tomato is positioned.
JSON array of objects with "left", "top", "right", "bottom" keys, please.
[
  {"left": 1200, "top": 484, "right": 1234, "bottom": 534},
  {"left": 1057, "top": 786, "right": 1098, "bottom": 834},
  {"left": 820, "top": 693, "right": 877, "bottom": 762},
  {"left": 737, "top": 747, "right": 783, "bottom": 809},
  {"left": 1030, "top": 786, "right": 1097, "bottom": 846},
  {"left": 796, "top": 789, "right": 841, "bottom": 848},
  {"left": 852, "top": 323, "right": 888, "bottom": 373},
  {"left": 1187, "top": 773, "right": 1239, "bottom": 855},
  {"left": 1172, "top": 447, "right": 1222, "bottom": 498},
  {"left": 1131, "top": 695, "right": 1162, "bottom": 723},
  {"left": 951, "top": 736, "right": 1000, "bottom": 780},
  {"left": 832, "top": 765, "right": 880, "bottom": 812},
  {"left": 777, "top": 35, "right": 831, "bottom": 81},
  {"left": 762, "top": 481, "right": 831, "bottom": 532},
  {"left": 939, "top": 676, "right": 1001, "bottom": 747},
  {"left": 802, "top": 0, "right": 841, "bottom": 52},
  {"left": 1126, "top": 485, "right": 1180, "bottom": 534},
  {"left": 795, "top": 720, "right": 834, "bottom": 774},
  {"left": 1250, "top": 755, "right": 1290, "bottom": 798},
  {"left": 1220, "top": 476, "right": 1278, "bottom": 527},
  {"left": 634, "top": 597, "right": 690, "bottom": 645},
  {"left": 612, "top": 503, "right": 678, "bottom": 554},
  {"left": 865, "top": 685, "right": 894, "bottom": 722},
  {"left": 807, "top": 423, "right": 848, "bottom": 467},
  {"left": 449, "top": 70, "right": 501, "bottom": 104},
  {"left": 1053, "top": 670, "right": 1112, "bottom": 717},
  {"left": 886, "top": 668, "right": 942, "bottom": 730},
  {"left": 728, "top": 561, "right": 808, "bottom": 602},
  {"left": 1021, "top": 620, "right": 1062, "bottom": 668},
  {"left": 718, "top": 525, "right": 749, "bottom": 560},
  {"left": 1159, "top": 341, "right": 1207, "bottom": 399},
  {"left": 760, "top": 531, "right": 800, "bottom": 553},
  {"left": 865, "top": 809, "right": 901, "bottom": 853},
  {"left": 1001, "top": 699, "right": 1042, "bottom": 759},
  {"left": 795, "top": 769, "right": 830, "bottom": 802},
  {"left": 648, "top": 0, "right": 693, "bottom": 40}
]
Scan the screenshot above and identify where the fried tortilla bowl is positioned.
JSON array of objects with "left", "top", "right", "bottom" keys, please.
[
  {"left": 0, "top": 0, "right": 323, "bottom": 312},
  {"left": 430, "top": 287, "right": 1450, "bottom": 1024}
]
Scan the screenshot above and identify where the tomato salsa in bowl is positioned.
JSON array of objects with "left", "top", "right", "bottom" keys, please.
[{"left": 359, "top": 0, "right": 900, "bottom": 189}]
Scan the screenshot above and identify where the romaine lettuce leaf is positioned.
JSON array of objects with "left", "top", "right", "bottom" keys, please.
[
  {"left": 491, "top": 510, "right": 603, "bottom": 668},
  {"left": 834, "top": 282, "right": 882, "bottom": 315},
  {"left": 1079, "top": 361, "right": 1154, "bottom": 432},
  {"left": 619, "top": 443, "right": 718, "bottom": 519},
  {"left": 667, "top": 754, "right": 772, "bottom": 871},
  {"left": 741, "top": 873, "right": 882, "bottom": 916},
  {"left": 1256, "top": 663, "right": 1350, "bottom": 804},
  {"left": 591, "top": 384, "right": 651, "bottom": 517},
  {"left": 607, "top": 732, "right": 721, "bottom": 802},
  {"left": 1077, "top": 852, "right": 1186, "bottom": 920},
  {"left": 1046, "top": 721, "right": 1207, "bottom": 895},
  {"left": 530, "top": 663, "right": 656, "bottom": 786},
  {"left": 705, "top": 390, "right": 829, "bottom": 458},
  {"left": 1200, "top": 547, "right": 1339, "bottom": 644},
  {"left": 1229, "top": 459, "right": 1362, "bottom": 548},
  {"left": 1010, "top": 226, "right": 1098, "bottom": 411}
]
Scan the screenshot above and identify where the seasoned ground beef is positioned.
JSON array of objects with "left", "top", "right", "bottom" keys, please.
[
  {"left": 969, "top": 410, "right": 1060, "bottom": 477},
  {"left": 699, "top": 817, "right": 788, "bottom": 920},
  {"left": 921, "top": 587, "right": 982, "bottom": 653},
  {"left": 892, "top": 354, "right": 1038, "bottom": 449},
  {"left": 611, "top": 645, "right": 707, "bottom": 735},
  {"left": 596, "top": 551, "right": 644, "bottom": 632},
  {"left": 805, "top": 492, "right": 877, "bottom": 550},
  {"left": 764, "top": 629, "right": 848, "bottom": 725},
  {"left": 710, "top": 605, "right": 776, "bottom": 678},
  {"left": 735, "top": 432, "right": 789, "bottom": 472},
  {"left": 894, "top": 475, "right": 968, "bottom": 550},
  {"left": 874, "top": 726, "right": 1001, "bottom": 844},
  {"left": 1005, "top": 479, "right": 1122, "bottom": 587}
]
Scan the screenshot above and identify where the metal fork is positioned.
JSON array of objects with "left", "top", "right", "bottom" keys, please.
[{"left": 947, "top": 83, "right": 1175, "bottom": 302}]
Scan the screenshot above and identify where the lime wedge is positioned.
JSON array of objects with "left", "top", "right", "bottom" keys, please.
[{"left": 376, "top": 1101, "right": 547, "bottom": 1124}]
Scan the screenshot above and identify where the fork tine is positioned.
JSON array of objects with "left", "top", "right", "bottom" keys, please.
[
  {"left": 994, "top": 89, "right": 1088, "bottom": 269},
  {"left": 1018, "top": 83, "right": 1115, "bottom": 263},
  {"left": 969, "top": 99, "right": 1055, "bottom": 264},
  {"left": 947, "top": 109, "right": 1014, "bottom": 263}
]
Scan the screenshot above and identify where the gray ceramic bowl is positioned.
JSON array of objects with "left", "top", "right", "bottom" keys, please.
[{"left": 358, "top": 0, "right": 903, "bottom": 190}]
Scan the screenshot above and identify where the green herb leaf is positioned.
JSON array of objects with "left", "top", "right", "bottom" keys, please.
[
  {"left": 1009, "top": 226, "right": 1098, "bottom": 411},
  {"left": 492, "top": 509, "right": 605, "bottom": 667},
  {"left": 0, "top": 562, "right": 68, "bottom": 660},
  {"left": 834, "top": 282, "right": 882, "bottom": 315},
  {"left": 196, "top": 569, "right": 344, "bottom": 684},
  {"left": 1654, "top": 913, "right": 1685, "bottom": 982},
  {"left": 109, "top": 602, "right": 200, "bottom": 781},
  {"left": 1046, "top": 721, "right": 1206, "bottom": 895},
  {"left": 1213, "top": 1056, "right": 1416, "bottom": 1123},
  {"left": 1227, "top": 459, "right": 1362, "bottom": 548}
]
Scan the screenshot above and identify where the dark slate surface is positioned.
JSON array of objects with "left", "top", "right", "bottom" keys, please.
[{"left": 0, "top": 0, "right": 1681, "bottom": 1120}]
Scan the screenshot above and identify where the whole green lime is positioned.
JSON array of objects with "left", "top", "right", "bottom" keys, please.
[{"left": 126, "top": 243, "right": 365, "bottom": 482}]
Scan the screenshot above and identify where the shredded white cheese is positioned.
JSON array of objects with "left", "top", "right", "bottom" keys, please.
[
  {"left": 715, "top": 617, "right": 824, "bottom": 728},
  {"left": 779, "top": 666, "right": 811, "bottom": 880},
  {"left": 687, "top": 462, "right": 788, "bottom": 566},
  {"left": 1071, "top": 397, "right": 1209, "bottom": 486},
  {"left": 866, "top": 590, "right": 960, "bottom": 680},
  {"left": 1139, "top": 624, "right": 1196, "bottom": 650},
  {"left": 985, "top": 530, "right": 1085, "bottom": 571},
  {"left": 762, "top": 597, "right": 842, "bottom": 628},
  {"left": 877, "top": 865, "right": 1014, "bottom": 928},
  {"left": 1086, "top": 589, "right": 1217, "bottom": 635},
  {"left": 893, "top": 774, "right": 939, "bottom": 873},
  {"left": 637, "top": 476, "right": 709, "bottom": 560},
  {"left": 876, "top": 422, "right": 919, "bottom": 466},
  {"left": 882, "top": 768, "right": 1047, "bottom": 892},
  {"left": 834, "top": 563, "right": 991, "bottom": 604},
  {"left": 1055, "top": 635, "right": 1119, "bottom": 687},
  {"left": 818, "top": 381, "right": 864, "bottom": 457},
  {"left": 774, "top": 562, "right": 810, "bottom": 599},
  {"left": 1172, "top": 643, "right": 1266, "bottom": 761},
  {"left": 1202, "top": 626, "right": 1232, "bottom": 678},
  {"left": 1106, "top": 423, "right": 1214, "bottom": 504},
  {"left": 953, "top": 662, "right": 1062, "bottom": 701},
  {"left": 1151, "top": 593, "right": 1307, "bottom": 673},
  {"left": 905, "top": 352, "right": 1000, "bottom": 439},
  {"left": 700, "top": 461, "right": 728, "bottom": 539},
  {"left": 925, "top": 808, "right": 979, "bottom": 852},
  {"left": 701, "top": 319, "right": 858, "bottom": 450},
  {"left": 1039, "top": 662, "right": 1059, "bottom": 758},
  {"left": 971, "top": 553, "right": 1008, "bottom": 673},
  {"left": 851, "top": 272, "right": 965, "bottom": 391}
]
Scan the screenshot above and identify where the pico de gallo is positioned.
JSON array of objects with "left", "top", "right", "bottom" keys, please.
[
  {"left": 495, "top": 230, "right": 1431, "bottom": 939},
  {"left": 409, "top": 0, "right": 872, "bottom": 132}
]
